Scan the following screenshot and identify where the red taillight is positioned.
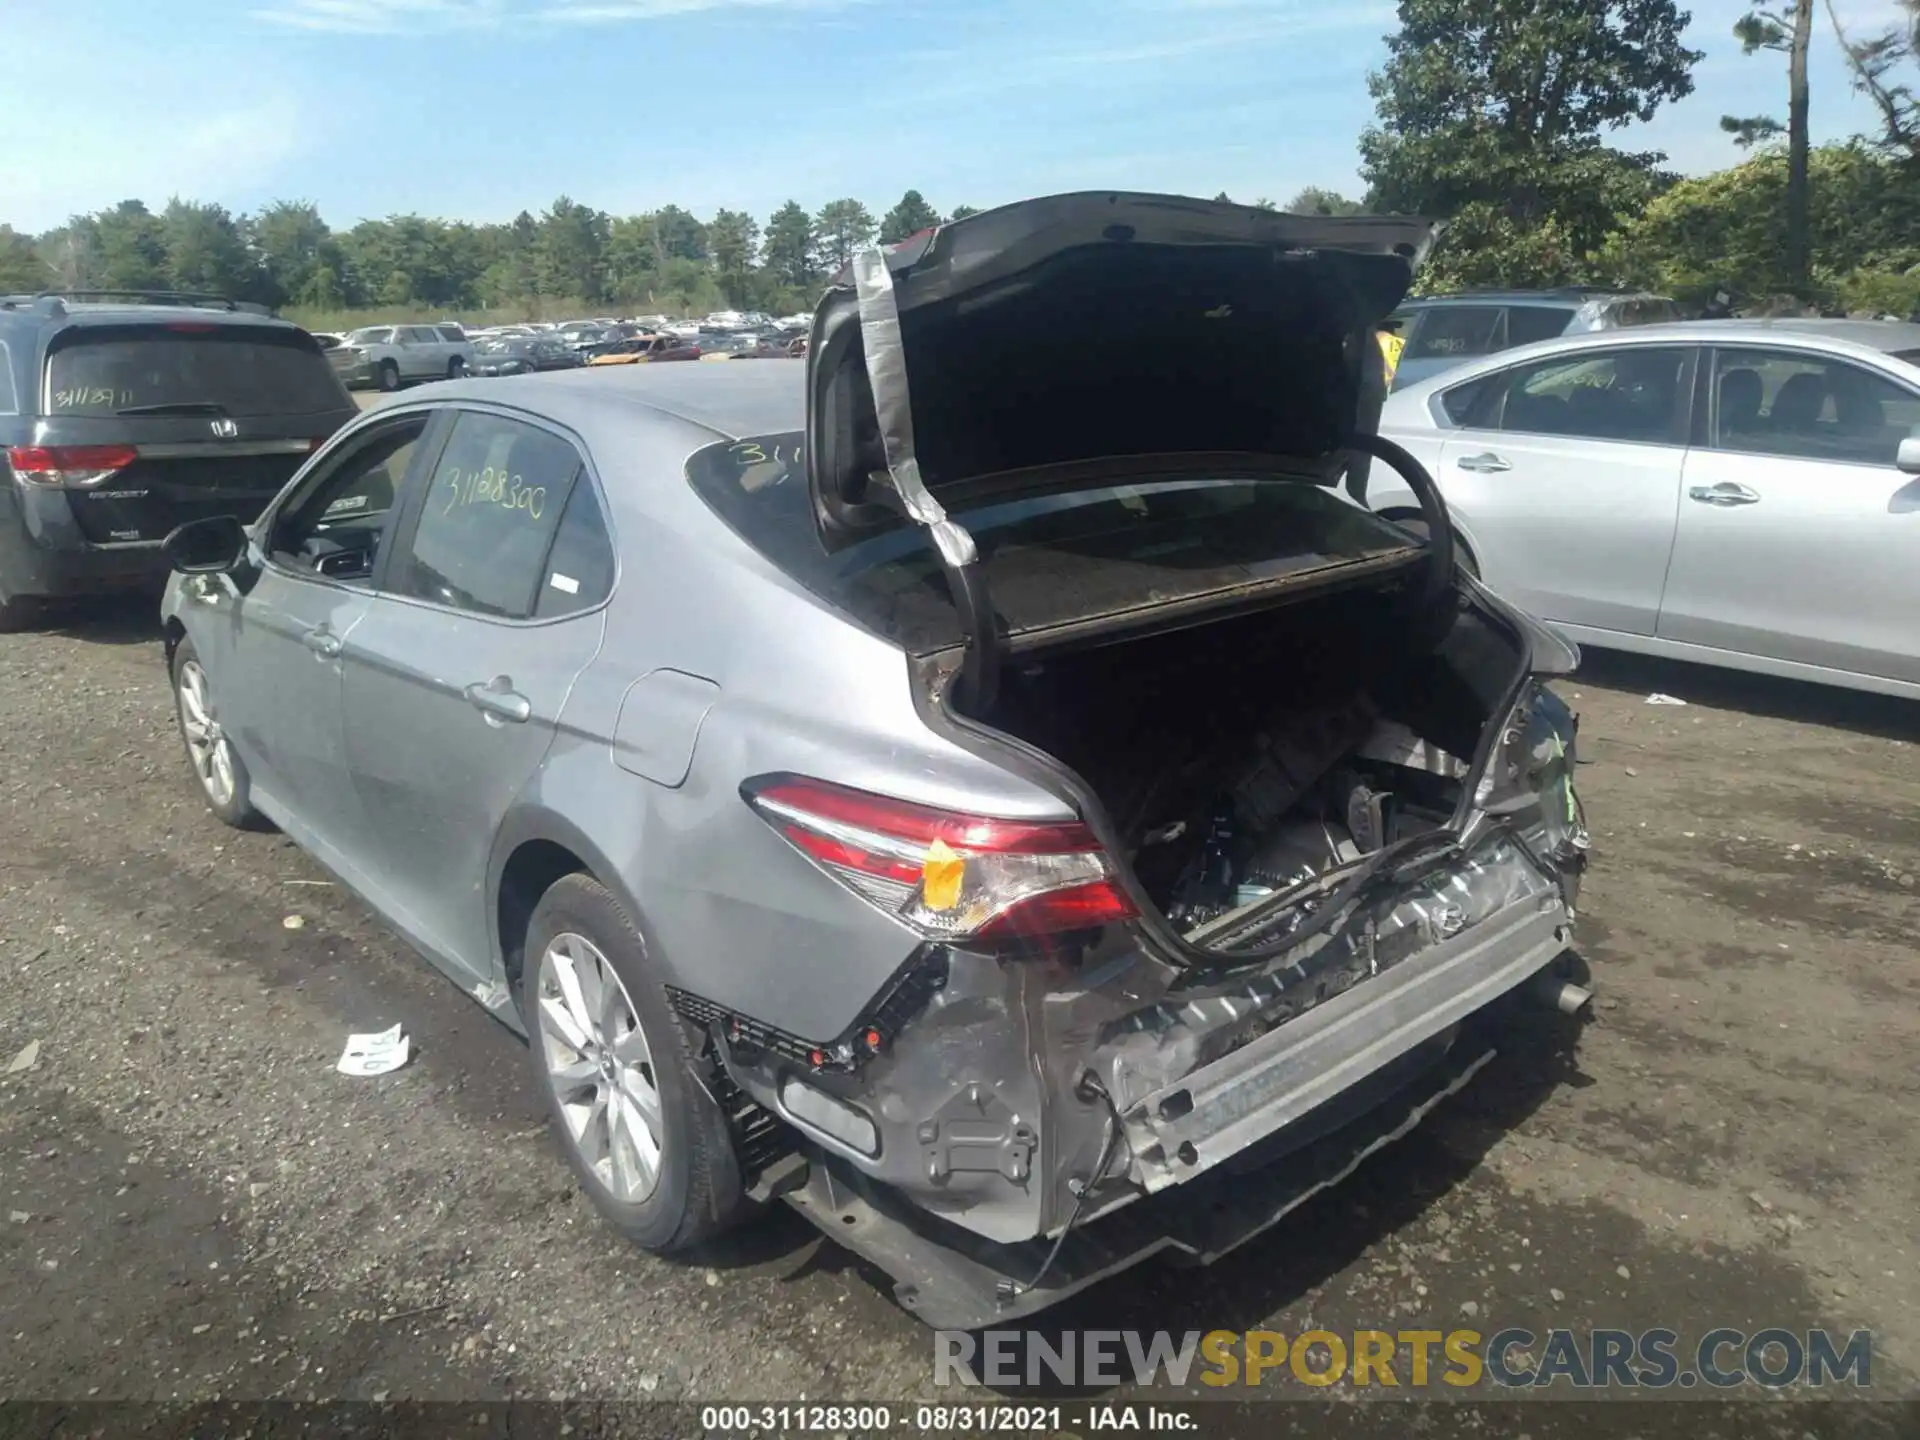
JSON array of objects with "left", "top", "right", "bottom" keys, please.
[
  {"left": 746, "top": 775, "right": 1137, "bottom": 941},
  {"left": 6, "top": 444, "right": 139, "bottom": 489}
]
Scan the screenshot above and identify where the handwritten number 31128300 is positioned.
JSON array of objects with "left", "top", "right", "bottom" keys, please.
[{"left": 441, "top": 466, "right": 546, "bottom": 522}]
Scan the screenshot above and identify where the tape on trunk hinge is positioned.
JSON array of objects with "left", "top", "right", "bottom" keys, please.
[{"left": 851, "top": 248, "right": 1001, "bottom": 709}]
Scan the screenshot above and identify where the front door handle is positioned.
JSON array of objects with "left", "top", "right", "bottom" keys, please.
[
  {"left": 1456, "top": 452, "right": 1512, "bottom": 473},
  {"left": 303, "top": 627, "right": 342, "bottom": 658},
  {"left": 1688, "top": 482, "right": 1762, "bottom": 507},
  {"left": 465, "top": 677, "right": 532, "bottom": 725}
]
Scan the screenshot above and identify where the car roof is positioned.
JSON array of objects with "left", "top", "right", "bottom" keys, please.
[
  {"left": 1390, "top": 317, "right": 1920, "bottom": 399},
  {"left": 423, "top": 357, "right": 804, "bottom": 442},
  {"left": 1650, "top": 316, "right": 1920, "bottom": 351},
  {"left": 1396, "top": 289, "right": 1660, "bottom": 308},
  {"left": 0, "top": 300, "right": 305, "bottom": 334},
  {"left": 1498, "top": 316, "right": 1920, "bottom": 355}
]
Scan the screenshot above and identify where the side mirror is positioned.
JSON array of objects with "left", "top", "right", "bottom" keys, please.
[
  {"left": 163, "top": 515, "right": 249, "bottom": 574},
  {"left": 1897, "top": 435, "right": 1920, "bottom": 476}
]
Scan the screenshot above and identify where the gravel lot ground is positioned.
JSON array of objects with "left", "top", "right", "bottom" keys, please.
[{"left": 1, "top": 566, "right": 1916, "bottom": 1430}]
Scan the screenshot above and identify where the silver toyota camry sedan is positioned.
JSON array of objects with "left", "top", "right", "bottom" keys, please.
[
  {"left": 158, "top": 192, "right": 1593, "bottom": 1328},
  {"left": 1373, "top": 319, "right": 1920, "bottom": 699}
]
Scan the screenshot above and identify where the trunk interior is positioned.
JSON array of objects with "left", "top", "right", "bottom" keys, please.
[{"left": 960, "top": 581, "right": 1528, "bottom": 941}]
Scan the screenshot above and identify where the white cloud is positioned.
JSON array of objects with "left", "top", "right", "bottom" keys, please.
[
  {"left": 251, "top": 0, "right": 855, "bottom": 32},
  {"left": 892, "top": 6, "right": 1393, "bottom": 103},
  {"left": 251, "top": 0, "right": 507, "bottom": 31},
  {"left": 0, "top": 97, "right": 312, "bottom": 231}
]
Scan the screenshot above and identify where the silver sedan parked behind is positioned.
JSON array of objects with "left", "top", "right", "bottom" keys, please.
[
  {"left": 155, "top": 193, "right": 1594, "bottom": 1329},
  {"left": 1372, "top": 319, "right": 1920, "bottom": 699}
]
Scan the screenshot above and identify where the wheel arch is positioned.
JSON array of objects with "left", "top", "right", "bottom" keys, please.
[
  {"left": 162, "top": 615, "right": 187, "bottom": 667},
  {"left": 490, "top": 809, "right": 648, "bottom": 998}
]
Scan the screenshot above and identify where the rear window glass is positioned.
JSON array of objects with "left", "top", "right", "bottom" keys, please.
[
  {"left": 1613, "top": 298, "right": 1681, "bottom": 327},
  {"left": 1504, "top": 306, "right": 1577, "bottom": 346},
  {"left": 688, "top": 433, "right": 1421, "bottom": 652},
  {"left": 1894, "top": 348, "right": 1920, "bottom": 368},
  {"left": 1405, "top": 306, "right": 1505, "bottom": 361},
  {"left": 43, "top": 328, "right": 349, "bottom": 418}
]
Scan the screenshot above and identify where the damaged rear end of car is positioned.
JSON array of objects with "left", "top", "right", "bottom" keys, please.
[{"left": 689, "top": 193, "right": 1592, "bottom": 1327}]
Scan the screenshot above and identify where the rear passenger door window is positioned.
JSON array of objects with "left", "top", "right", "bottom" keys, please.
[
  {"left": 392, "top": 410, "right": 587, "bottom": 619},
  {"left": 1486, "top": 346, "right": 1691, "bottom": 445},
  {"left": 534, "top": 482, "right": 616, "bottom": 618},
  {"left": 1709, "top": 348, "right": 1920, "bottom": 467}
]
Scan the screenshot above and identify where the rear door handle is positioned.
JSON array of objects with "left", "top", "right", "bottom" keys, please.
[
  {"left": 1455, "top": 452, "right": 1511, "bottom": 473},
  {"left": 303, "top": 627, "right": 342, "bottom": 658},
  {"left": 1688, "top": 483, "right": 1761, "bottom": 507},
  {"left": 465, "top": 678, "right": 532, "bottom": 725}
]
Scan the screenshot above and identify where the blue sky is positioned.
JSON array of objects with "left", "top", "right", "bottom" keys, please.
[{"left": 0, "top": 0, "right": 1912, "bottom": 233}]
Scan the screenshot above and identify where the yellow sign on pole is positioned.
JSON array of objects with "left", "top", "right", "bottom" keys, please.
[{"left": 1377, "top": 329, "right": 1405, "bottom": 383}]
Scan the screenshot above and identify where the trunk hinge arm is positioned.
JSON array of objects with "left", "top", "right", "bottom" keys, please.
[{"left": 851, "top": 248, "right": 1001, "bottom": 710}]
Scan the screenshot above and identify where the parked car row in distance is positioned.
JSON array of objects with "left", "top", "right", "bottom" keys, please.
[{"left": 329, "top": 324, "right": 475, "bottom": 391}]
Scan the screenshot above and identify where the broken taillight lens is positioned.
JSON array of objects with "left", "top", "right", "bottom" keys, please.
[
  {"left": 745, "top": 775, "right": 1137, "bottom": 941},
  {"left": 7, "top": 444, "right": 138, "bottom": 489}
]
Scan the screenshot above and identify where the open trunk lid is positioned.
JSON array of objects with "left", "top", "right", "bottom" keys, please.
[{"left": 801, "top": 192, "right": 1441, "bottom": 701}]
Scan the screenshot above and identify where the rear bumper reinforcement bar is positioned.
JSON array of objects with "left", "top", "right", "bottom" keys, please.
[{"left": 1124, "top": 895, "right": 1569, "bottom": 1193}]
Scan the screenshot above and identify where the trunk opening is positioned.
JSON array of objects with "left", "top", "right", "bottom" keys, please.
[{"left": 950, "top": 579, "right": 1530, "bottom": 954}]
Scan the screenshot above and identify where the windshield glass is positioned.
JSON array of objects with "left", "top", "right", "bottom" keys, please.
[
  {"left": 687, "top": 432, "right": 1420, "bottom": 652},
  {"left": 476, "top": 339, "right": 523, "bottom": 354},
  {"left": 347, "top": 327, "right": 393, "bottom": 345},
  {"left": 44, "top": 328, "right": 349, "bottom": 417}
]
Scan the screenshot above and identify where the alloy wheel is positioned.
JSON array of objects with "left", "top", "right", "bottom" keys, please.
[
  {"left": 177, "top": 659, "right": 237, "bottom": 808},
  {"left": 535, "top": 931, "right": 664, "bottom": 1204}
]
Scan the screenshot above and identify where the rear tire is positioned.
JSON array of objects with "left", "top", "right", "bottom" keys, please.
[
  {"left": 446, "top": 357, "right": 466, "bottom": 378},
  {"left": 170, "top": 638, "right": 262, "bottom": 829},
  {"left": 376, "top": 360, "right": 401, "bottom": 392},
  {"left": 518, "top": 874, "right": 754, "bottom": 1253}
]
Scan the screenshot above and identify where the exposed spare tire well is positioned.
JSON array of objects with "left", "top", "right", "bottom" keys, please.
[{"left": 927, "top": 572, "right": 1533, "bottom": 966}]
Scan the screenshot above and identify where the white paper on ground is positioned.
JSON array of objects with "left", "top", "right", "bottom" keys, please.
[
  {"left": 1645, "top": 693, "right": 1689, "bottom": 706},
  {"left": 337, "top": 1023, "right": 411, "bottom": 1077}
]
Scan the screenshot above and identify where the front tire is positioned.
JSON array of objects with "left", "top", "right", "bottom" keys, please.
[
  {"left": 376, "top": 360, "right": 401, "bottom": 392},
  {"left": 171, "top": 638, "right": 261, "bottom": 829},
  {"left": 518, "top": 874, "right": 753, "bottom": 1252}
]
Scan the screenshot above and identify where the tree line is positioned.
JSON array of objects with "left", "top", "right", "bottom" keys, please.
[
  {"left": 1, "top": 0, "right": 1916, "bottom": 321},
  {"left": 0, "top": 190, "right": 977, "bottom": 323}
]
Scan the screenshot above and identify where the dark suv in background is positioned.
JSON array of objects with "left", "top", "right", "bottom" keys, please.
[
  {"left": 0, "top": 291, "right": 355, "bottom": 628},
  {"left": 1384, "top": 288, "right": 1681, "bottom": 390}
]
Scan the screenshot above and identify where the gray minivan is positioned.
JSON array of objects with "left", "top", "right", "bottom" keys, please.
[
  {"left": 1386, "top": 289, "right": 1681, "bottom": 391},
  {"left": 0, "top": 290, "right": 356, "bottom": 628}
]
